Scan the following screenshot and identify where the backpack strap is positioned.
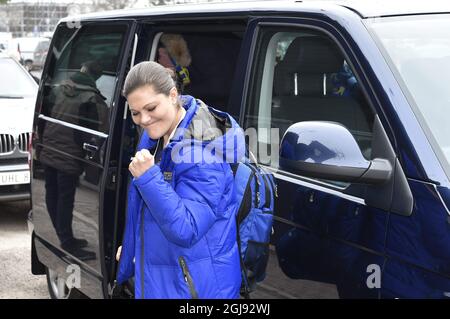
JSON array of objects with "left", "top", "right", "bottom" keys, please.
[
  {"left": 260, "top": 170, "right": 275, "bottom": 209},
  {"left": 233, "top": 163, "right": 254, "bottom": 223},
  {"left": 232, "top": 162, "right": 253, "bottom": 298}
]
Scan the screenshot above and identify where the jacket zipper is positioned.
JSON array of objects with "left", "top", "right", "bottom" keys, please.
[
  {"left": 138, "top": 146, "right": 172, "bottom": 299},
  {"left": 178, "top": 256, "right": 199, "bottom": 299},
  {"left": 140, "top": 204, "right": 145, "bottom": 298}
]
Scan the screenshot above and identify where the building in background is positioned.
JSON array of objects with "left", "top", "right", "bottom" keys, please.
[
  {"left": 0, "top": 0, "right": 277, "bottom": 38},
  {"left": 0, "top": 2, "right": 70, "bottom": 37},
  {"left": 0, "top": 0, "right": 135, "bottom": 38}
]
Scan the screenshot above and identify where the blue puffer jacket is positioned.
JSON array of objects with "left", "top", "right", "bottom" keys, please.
[{"left": 116, "top": 95, "right": 245, "bottom": 299}]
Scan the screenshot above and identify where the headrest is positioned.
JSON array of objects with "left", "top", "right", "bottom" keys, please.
[
  {"left": 273, "top": 36, "right": 343, "bottom": 96},
  {"left": 273, "top": 72, "right": 334, "bottom": 97},
  {"left": 283, "top": 37, "right": 343, "bottom": 74}
]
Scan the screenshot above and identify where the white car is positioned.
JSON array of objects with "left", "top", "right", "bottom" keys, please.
[
  {"left": 0, "top": 53, "right": 37, "bottom": 201},
  {"left": 8, "top": 37, "right": 50, "bottom": 70}
]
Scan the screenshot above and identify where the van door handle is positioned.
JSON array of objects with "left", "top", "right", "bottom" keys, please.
[
  {"left": 83, "top": 143, "right": 98, "bottom": 152},
  {"left": 83, "top": 143, "right": 99, "bottom": 160}
]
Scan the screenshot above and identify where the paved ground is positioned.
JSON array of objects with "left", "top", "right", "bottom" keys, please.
[
  {"left": 0, "top": 200, "right": 49, "bottom": 299},
  {"left": 0, "top": 198, "right": 338, "bottom": 299}
]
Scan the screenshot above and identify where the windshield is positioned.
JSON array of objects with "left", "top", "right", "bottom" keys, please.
[
  {"left": 0, "top": 58, "right": 36, "bottom": 97},
  {"left": 367, "top": 14, "right": 450, "bottom": 178}
]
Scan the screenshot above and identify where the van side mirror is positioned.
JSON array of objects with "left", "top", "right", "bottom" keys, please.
[{"left": 279, "top": 121, "right": 392, "bottom": 184}]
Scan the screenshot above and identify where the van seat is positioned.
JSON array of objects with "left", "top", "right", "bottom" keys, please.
[{"left": 272, "top": 36, "right": 371, "bottom": 155}]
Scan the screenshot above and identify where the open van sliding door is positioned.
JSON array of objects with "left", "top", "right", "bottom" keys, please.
[{"left": 32, "top": 20, "right": 136, "bottom": 299}]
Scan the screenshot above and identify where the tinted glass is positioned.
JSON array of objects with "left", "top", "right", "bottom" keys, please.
[
  {"left": 41, "top": 24, "right": 127, "bottom": 133},
  {"left": 368, "top": 14, "right": 450, "bottom": 178}
]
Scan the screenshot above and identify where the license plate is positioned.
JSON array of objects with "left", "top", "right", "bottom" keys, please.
[{"left": 0, "top": 171, "right": 30, "bottom": 186}]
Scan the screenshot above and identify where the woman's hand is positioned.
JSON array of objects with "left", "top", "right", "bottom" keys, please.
[
  {"left": 129, "top": 149, "right": 155, "bottom": 178},
  {"left": 116, "top": 246, "right": 122, "bottom": 262}
]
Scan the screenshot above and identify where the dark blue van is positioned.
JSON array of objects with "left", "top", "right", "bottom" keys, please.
[{"left": 29, "top": 0, "right": 450, "bottom": 298}]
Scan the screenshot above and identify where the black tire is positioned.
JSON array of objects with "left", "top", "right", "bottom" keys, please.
[{"left": 45, "top": 267, "right": 86, "bottom": 299}]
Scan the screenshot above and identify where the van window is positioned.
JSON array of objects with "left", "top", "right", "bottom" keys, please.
[
  {"left": 151, "top": 31, "right": 243, "bottom": 112},
  {"left": 367, "top": 14, "right": 450, "bottom": 179},
  {"left": 41, "top": 24, "right": 127, "bottom": 133},
  {"left": 245, "top": 30, "right": 374, "bottom": 178}
]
